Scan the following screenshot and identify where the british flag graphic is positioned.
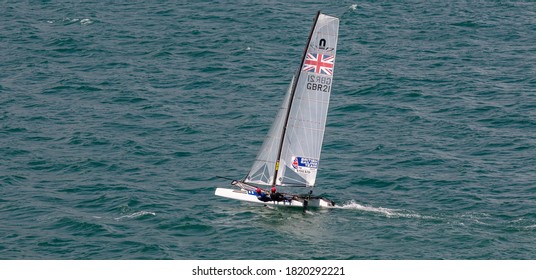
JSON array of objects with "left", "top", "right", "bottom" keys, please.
[{"left": 302, "top": 53, "right": 335, "bottom": 76}]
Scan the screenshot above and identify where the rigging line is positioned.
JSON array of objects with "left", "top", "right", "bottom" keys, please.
[
  {"left": 281, "top": 184, "right": 310, "bottom": 188},
  {"left": 216, "top": 176, "right": 238, "bottom": 181}
]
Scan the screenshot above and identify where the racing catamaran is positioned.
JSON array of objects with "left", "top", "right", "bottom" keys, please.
[{"left": 215, "top": 11, "right": 339, "bottom": 209}]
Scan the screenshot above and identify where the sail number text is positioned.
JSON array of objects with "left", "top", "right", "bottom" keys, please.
[{"left": 307, "top": 74, "right": 331, "bottom": 92}]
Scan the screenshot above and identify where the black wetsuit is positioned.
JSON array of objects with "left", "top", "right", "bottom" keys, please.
[{"left": 270, "top": 192, "right": 286, "bottom": 202}]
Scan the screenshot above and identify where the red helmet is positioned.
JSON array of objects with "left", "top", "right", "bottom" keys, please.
[
  {"left": 256, "top": 188, "right": 261, "bottom": 194},
  {"left": 271, "top": 187, "right": 277, "bottom": 193}
]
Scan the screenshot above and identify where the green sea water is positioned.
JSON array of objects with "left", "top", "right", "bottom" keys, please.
[{"left": 1, "top": 0, "right": 535, "bottom": 259}]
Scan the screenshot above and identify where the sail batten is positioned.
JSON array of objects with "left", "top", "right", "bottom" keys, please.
[{"left": 245, "top": 12, "right": 339, "bottom": 188}]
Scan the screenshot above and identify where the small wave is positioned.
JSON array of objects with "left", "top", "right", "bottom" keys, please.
[
  {"left": 59, "top": 17, "right": 93, "bottom": 25},
  {"left": 350, "top": 4, "right": 358, "bottom": 10},
  {"left": 458, "top": 212, "right": 492, "bottom": 225},
  {"left": 80, "top": 18, "right": 93, "bottom": 25},
  {"left": 114, "top": 211, "right": 156, "bottom": 221},
  {"left": 336, "top": 200, "right": 424, "bottom": 219}
]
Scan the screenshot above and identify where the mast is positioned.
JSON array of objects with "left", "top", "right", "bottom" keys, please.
[{"left": 271, "top": 11, "right": 322, "bottom": 188}]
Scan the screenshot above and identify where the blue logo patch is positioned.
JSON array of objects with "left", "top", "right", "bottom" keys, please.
[{"left": 292, "top": 157, "right": 318, "bottom": 170}]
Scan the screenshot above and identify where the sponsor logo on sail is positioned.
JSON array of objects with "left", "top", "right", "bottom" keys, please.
[{"left": 291, "top": 156, "right": 318, "bottom": 174}]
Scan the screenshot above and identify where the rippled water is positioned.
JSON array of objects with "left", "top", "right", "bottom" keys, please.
[{"left": 1, "top": 1, "right": 535, "bottom": 259}]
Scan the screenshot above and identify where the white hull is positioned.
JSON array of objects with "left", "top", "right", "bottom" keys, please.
[{"left": 215, "top": 188, "right": 335, "bottom": 208}]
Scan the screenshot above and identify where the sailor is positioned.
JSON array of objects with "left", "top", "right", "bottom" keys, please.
[
  {"left": 256, "top": 187, "right": 271, "bottom": 202},
  {"left": 270, "top": 187, "right": 286, "bottom": 202}
]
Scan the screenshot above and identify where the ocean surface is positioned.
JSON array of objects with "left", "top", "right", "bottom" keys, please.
[{"left": 1, "top": 0, "right": 535, "bottom": 260}]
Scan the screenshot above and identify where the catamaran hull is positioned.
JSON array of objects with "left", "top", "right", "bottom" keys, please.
[{"left": 214, "top": 188, "right": 335, "bottom": 208}]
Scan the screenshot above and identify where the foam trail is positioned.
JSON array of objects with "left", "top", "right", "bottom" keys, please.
[{"left": 336, "top": 200, "right": 425, "bottom": 219}]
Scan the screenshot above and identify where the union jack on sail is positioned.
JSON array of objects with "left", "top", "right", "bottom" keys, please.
[{"left": 302, "top": 53, "right": 335, "bottom": 76}]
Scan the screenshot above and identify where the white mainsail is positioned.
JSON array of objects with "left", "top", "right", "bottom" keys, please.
[{"left": 245, "top": 12, "right": 339, "bottom": 188}]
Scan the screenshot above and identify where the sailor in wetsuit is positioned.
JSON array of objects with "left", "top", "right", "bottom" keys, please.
[
  {"left": 255, "top": 187, "right": 271, "bottom": 202},
  {"left": 270, "top": 187, "right": 286, "bottom": 202}
]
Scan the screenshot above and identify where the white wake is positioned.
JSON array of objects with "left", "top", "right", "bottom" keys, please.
[{"left": 336, "top": 200, "right": 427, "bottom": 219}]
